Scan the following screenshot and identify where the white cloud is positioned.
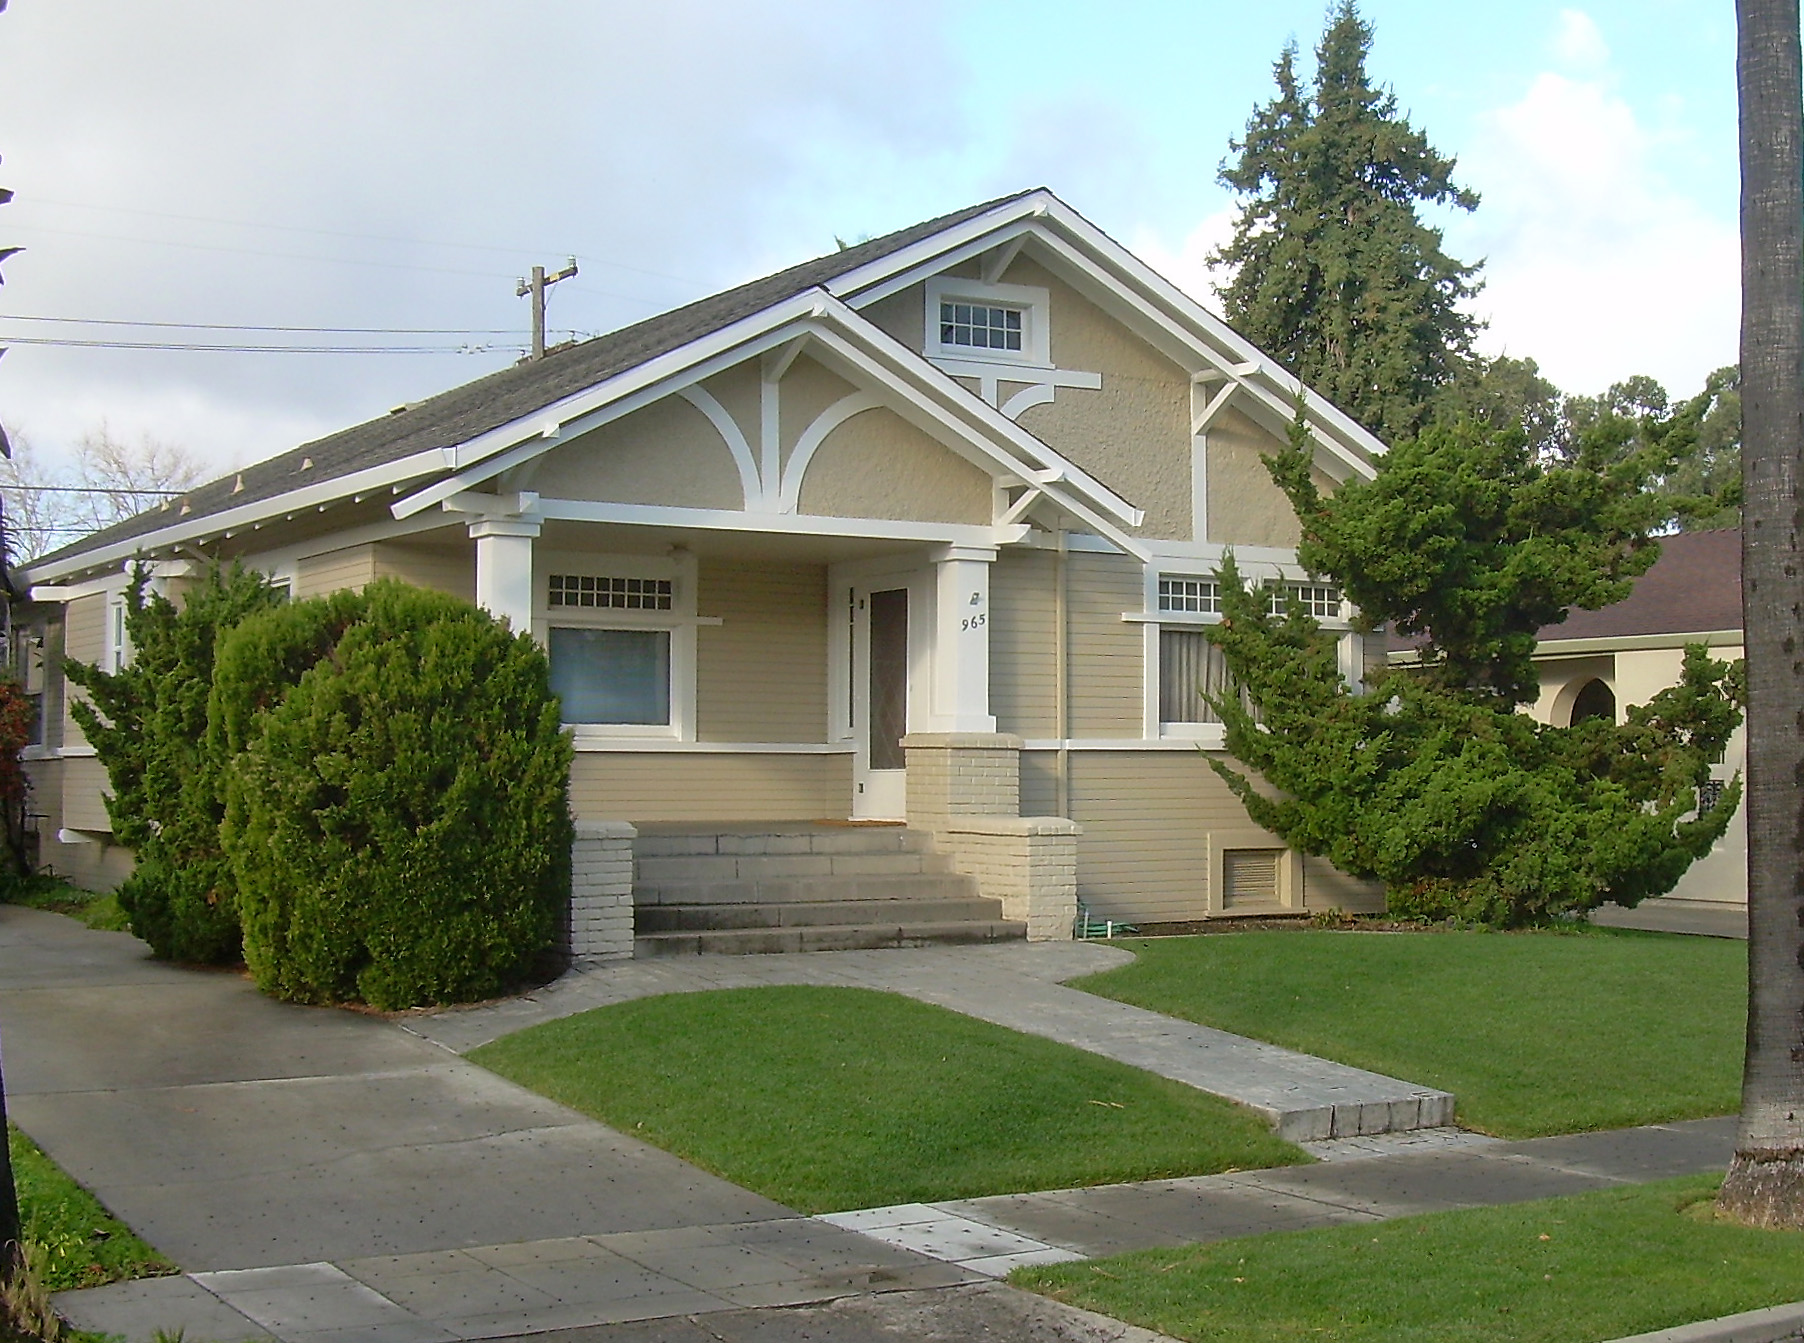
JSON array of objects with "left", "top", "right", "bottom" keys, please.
[
  {"left": 0, "top": 0, "right": 965, "bottom": 478},
  {"left": 1127, "top": 207, "right": 1239, "bottom": 318},
  {"left": 1451, "top": 46, "right": 1737, "bottom": 396},
  {"left": 1552, "top": 10, "right": 1612, "bottom": 74}
]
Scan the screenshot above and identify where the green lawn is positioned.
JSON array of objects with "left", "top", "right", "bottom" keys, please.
[
  {"left": 1074, "top": 928, "right": 1744, "bottom": 1138},
  {"left": 470, "top": 985, "right": 1306, "bottom": 1213},
  {"left": 3, "top": 878, "right": 130, "bottom": 934},
  {"left": 8, "top": 1123, "right": 175, "bottom": 1292},
  {"left": 1014, "top": 1176, "right": 1804, "bottom": 1343}
]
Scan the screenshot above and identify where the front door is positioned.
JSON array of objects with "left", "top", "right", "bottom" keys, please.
[{"left": 852, "top": 584, "right": 911, "bottom": 818}]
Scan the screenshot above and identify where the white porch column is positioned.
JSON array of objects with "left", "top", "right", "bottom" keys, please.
[
  {"left": 469, "top": 516, "right": 541, "bottom": 633},
  {"left": 931, "top": 544, "right": 997, "bottom": 733}
]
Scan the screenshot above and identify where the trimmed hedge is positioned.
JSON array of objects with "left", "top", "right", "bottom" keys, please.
[{"left": 219, "top": 580, "right": 572, "bottom": 1009}]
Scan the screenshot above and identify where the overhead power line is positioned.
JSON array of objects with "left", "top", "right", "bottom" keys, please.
[
  {"left": 0, "top": 313, "right": 532, "bottom": 335},
  {"left": 0, "top": 333, "right": 528, "bottom": 354}
]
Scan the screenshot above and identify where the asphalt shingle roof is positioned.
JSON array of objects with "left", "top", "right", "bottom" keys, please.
[
  {"left": 1542, "top": 528, "right": 1743, "bottom": 641},
  {"left": 31, "top": 190, "right": 1038, "bottom": 573}
]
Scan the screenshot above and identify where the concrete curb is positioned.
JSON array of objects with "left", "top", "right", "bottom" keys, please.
[{"left": 1604, "top": 1301, "right": 1804, "bottom": 1343}]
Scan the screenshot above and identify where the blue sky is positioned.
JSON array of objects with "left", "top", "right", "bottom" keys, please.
[{"left": 0, "top": 0, "right": 1749, "bottom": 477}]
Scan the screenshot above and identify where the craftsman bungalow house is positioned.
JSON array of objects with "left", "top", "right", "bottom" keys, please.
[{"left": 15, "top": 189, "right": 1386, "bottom": 952}]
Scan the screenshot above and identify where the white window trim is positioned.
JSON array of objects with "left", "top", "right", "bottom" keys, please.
[
  {"left": 924, "top": 275, "right": 1051, "bottom": 367},
  {"left": 533, "top": 549, "right": 706, "bottom": 743},
  {"left": 1137, "top": 566, "right": 1356, "bottom": 744}
]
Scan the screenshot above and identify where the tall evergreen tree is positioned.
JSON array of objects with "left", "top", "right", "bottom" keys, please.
[{"left": 1212, "top": 1, "right": 1481, "bottom": 440}]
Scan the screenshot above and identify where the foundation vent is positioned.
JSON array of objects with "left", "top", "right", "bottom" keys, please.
[{"left": 1221, "top": 848, "right": 1284, "bottom": 908}]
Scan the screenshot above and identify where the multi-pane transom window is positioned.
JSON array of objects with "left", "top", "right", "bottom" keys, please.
[
  {"left": 938, "top": 301, "right": 1023, "bottom": 353},
  {"left": 548, "top": 574, "right": 673, "bottom": 610},
  {"left": 1158, "top": 577, "right": 1221, "bottom": 614},
  {"left": 1271, "top": 583, "right": 1342, "bottom": 619}
]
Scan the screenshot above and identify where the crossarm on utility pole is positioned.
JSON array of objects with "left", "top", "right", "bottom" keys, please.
[{"left": 516, "top": 257, "right": 579, "bottom": 361}]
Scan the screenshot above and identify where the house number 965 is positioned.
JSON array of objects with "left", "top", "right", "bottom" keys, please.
[{"left": 961, "top": 614, "right": 987, "bottom": 631}]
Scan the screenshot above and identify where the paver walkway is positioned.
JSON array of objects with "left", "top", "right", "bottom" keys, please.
[{"left": 408, "top": 942, "right": 1451, "bottom": 1140}]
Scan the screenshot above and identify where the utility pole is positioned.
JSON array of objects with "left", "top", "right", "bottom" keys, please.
[{"left": 516, "top": 257, "right": 577, "bottom": 361}]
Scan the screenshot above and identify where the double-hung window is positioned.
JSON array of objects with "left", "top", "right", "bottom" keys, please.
[
  {"left": 1147, "top": 571, "right": 1348, "bottom": 739},
  {"left": 540, "top": 555, "right": 694, "bottom": 740}
]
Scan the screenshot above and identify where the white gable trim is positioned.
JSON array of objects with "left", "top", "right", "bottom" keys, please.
[{"left": 388, "top": 295, "right": 1149, "bottom": 558}]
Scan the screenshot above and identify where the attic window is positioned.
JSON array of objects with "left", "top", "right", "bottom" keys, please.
[
  {"left": 1272, "top": 584, "right": 1342, "bottom": 619},
  {"left": 548, "top": 574, "right": 673, "bottom": 611},
  {"left": 939, "top": 301, "right": 1023, "bottom": 353}
]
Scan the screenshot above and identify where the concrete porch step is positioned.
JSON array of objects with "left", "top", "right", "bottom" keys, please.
[
  {"left": 634, "top": 822, "right": 930, "bottom": 858},
  {"left": 637, "top": 849, "right": 956, "bottom": 883},
  {"left": 635, "top": 872, "right": 982, "bottom": 907},
  {"left": 633, "top": 919, "right": 1029, "bottom": 957},
  {"left": 637, "top": 896, "right": 1009, "bottom": 933}
]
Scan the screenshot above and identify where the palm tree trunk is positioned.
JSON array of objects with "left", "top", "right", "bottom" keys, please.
[{"left": 1720, "top": 0, "right": 1804, "bottom": 1229}]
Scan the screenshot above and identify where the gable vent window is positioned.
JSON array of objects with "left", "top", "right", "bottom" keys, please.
[
  {"left": 548, "top": 574, "right": 673, "bottom": 611},
  {"left": 939, "top": 301, "right": 1023, "bottom": 353},
  {"left": 1158, "top": 577, "right": 1221, "bottom": 614}
]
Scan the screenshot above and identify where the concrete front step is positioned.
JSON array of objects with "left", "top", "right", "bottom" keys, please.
[
  {"left": 638, "top": 850, "right": 956, "bottom": 883},
  {"left": 638, "top": 896, "right": 1009, "bottom": 933},
  {"left": 635, "top": 822, "right": 930, "bottom": 858},
  {"left": 635, "top": 920, "right": 1029, "bottom": 957},
  {"left": 636, "top": 872, "right": 982, "bottom": 907}
]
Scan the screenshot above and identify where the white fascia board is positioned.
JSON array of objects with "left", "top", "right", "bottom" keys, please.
[
  {"left": 1534, "top": 629, "right": 1744, "bottom": 656},
  {"left": 392, "top": 290, "right": 836, "bottom": 520},
  {"left": 807, "top": 294, "right": 1143, "bottom": 528},
  {"left": 1020, "top": 222, "right": 1380, "bottom": 483},
  {"left": 822, "top": 194, "right": 1053, "bottom": 304},
  {"left": 1034, "top": 200, "right": 1385, "bottom": 456},
  {"left": 802, "top": 326, "right": 1148, "bottom": 560},
  {"left": 238, "top": 512, "right": 463, "bottom": 573},
  {"left": 22, "top": 449, "right": 451, "bottom": 586},
  {"left": 534, "top": 497, "right": 1019, "bottom": 548}
]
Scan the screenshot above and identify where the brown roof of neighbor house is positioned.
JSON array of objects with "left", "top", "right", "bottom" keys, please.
[
  {"left": 29, "top": 189, "right": 1040, "bottom": 573},
  {"left": 1543, "top": 528, "right": 1743, "bottom": 641}
]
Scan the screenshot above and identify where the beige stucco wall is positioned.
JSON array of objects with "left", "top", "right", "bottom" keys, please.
[
  {"left": 777, "top": 356, "right": 861, "bottom": 476},
  {"left": 1207, "top": 408, "right": 1306, "bottom": 548},
  {"left": 797, "top": 407, "right": 992, "bottom": 524},
  {"left": 568, "top": 751, "right": 852, "bottom": 822},
  {"left": 860, "top": 281, "right": 928, "bottom": 352},
  {"left": 695, "top": 560, "right": 829, "bottom": 742},
  {"left": 1009, "top": 258, "right": 1192, "bottom": 542},
  {"left": 530, "top": 394, "right": 745, "bottom": 510}
]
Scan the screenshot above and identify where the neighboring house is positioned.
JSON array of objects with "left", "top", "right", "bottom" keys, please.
[
  {"left": 1527, "top": 527, "right": 1746, "bottom": 909},
  {"left": 12, "top": 188, "right": 1388, "bottom": 953}
]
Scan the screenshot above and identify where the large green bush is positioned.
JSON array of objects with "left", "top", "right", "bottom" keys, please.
[
  {"left": 219, "top": 580, "right": 572, "bottom": 1009},
  {"left": 65, "top": 565, "right": 284, "bottom": 961}
]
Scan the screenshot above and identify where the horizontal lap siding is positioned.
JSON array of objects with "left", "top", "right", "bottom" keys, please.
[
  {"left": 61, "top": 595, "right": 106, "bottom": 750},
  {"left": 1062, "top": 751, "right": 1229, "bottom": 922},
  {"left": 1303, "top": 856, "right": 1385, "bottom": 912},
  {"left": 294, "top": 544, "right": 378, "bottom": 599},
  {"left": 61, "top": 756, "right": 115, "bottom": 832},
  {"left": 371, "top": 543, "right": 476, "bottom": 603},
  {"left": 1066, "top": 553, "right": 1142, "bottom": 737},
  {"left": 568, "top": 752, "right": 851, "bottom": 822},
  {"left": 991, "top": 550, "right": 1057, "bottom": 738},
  {"left": 696, "top": 562, "right": 829, "bottom": 743}
]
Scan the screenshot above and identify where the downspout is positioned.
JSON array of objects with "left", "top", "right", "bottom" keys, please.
[{"left": 1055, "top": 526, "right": 1070, "bottom": 818}]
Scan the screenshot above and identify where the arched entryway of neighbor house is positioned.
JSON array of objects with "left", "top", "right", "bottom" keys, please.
[{"left": 1565, "top": 677, "right": 1617, "bottom": 725}]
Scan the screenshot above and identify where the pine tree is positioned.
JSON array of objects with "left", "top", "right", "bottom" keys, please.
[{"left": 1212, "top": 1, "right": 1481, "bottom": 440}]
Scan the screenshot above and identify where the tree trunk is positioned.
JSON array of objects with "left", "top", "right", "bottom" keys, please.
[{"left": 1720, "top": 0, "right": 1804, "bottom": 1229}]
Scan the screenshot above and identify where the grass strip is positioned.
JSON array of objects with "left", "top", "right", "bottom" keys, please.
[
  {"left": 8, "top": 1123, "right": 176, "bottom": 1292},
  {"left": 471, "top": 984, "right": 1306, "bottom": 1213},
  {"left": 1013, "top": 1176, "right": 1804, "bottom": 1343},
  {"left": 3, "top": 879, "right": 130, "bottom": 934},
  {"left": 1074, "top": 928, "right": 1743, "bottom": 1137}
]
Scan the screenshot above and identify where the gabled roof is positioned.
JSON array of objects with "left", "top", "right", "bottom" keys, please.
[
  {"left": 25, "top": 187, "right": 1388, "bottom": 584},
  {"left": 1541, "top": 529, "right": 1743, "bottom": 642},
  {"left": 26, "top": 192, "right": 1036, "bottom": 578}
]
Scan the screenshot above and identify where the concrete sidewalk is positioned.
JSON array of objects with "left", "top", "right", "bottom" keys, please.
[{"left": 408, "top": 941, "right": 1453, "bottom": 1140}]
